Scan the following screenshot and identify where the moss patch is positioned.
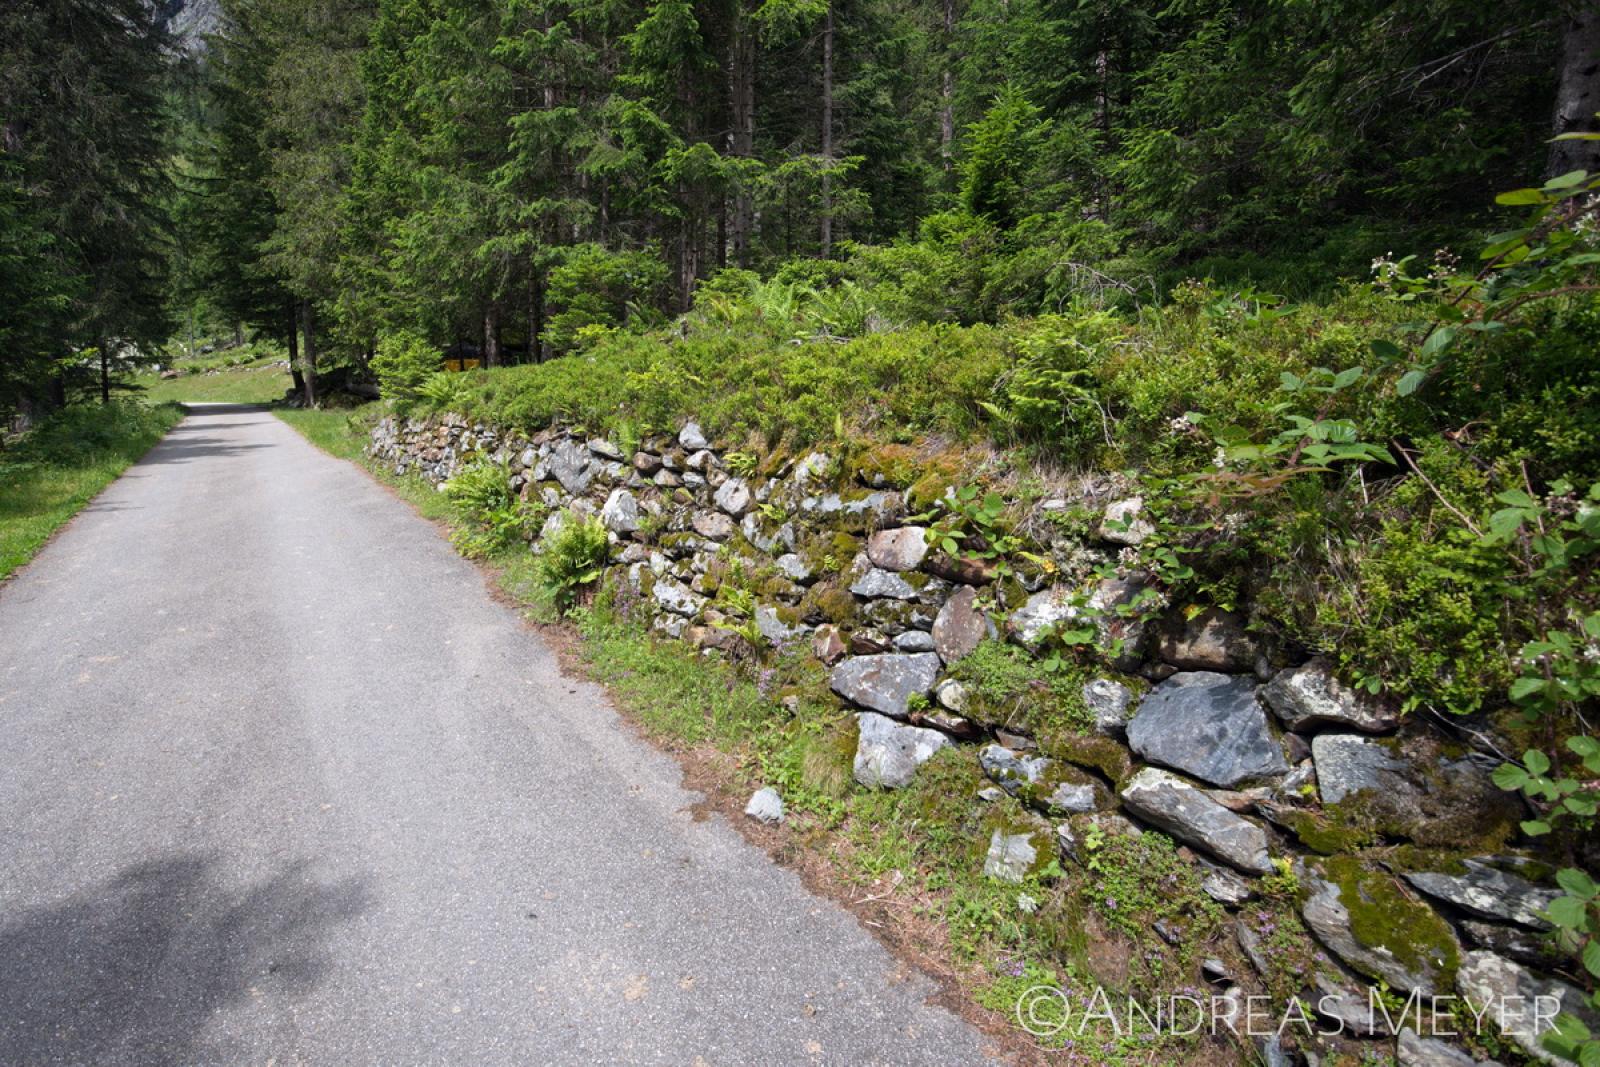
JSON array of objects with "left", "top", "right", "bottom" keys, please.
[{"left": 1317, "top": 855, "right": 1460, "bottom": 989}]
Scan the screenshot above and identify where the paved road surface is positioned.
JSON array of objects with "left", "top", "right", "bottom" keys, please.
[{"left": 0, "top": 405, "right": 991, "bottom": 1066}]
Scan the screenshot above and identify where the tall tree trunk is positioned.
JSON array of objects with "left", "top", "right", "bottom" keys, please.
[
  {"left": 99, "top": 339, "right": 110, "bottom": 404},
  {"left": 728, "top": 4, "right": 756, "bottom": 265},
  {"left": 1551, "top": 3, "right": 1600, "bottom": 176},
  {"left": 1093, "top": 47, "right": 1111, "bottom": 220},
  {"left": 288, "top": 304, "right": 305, "bottom": 396},
  {"left": 483, "top": 304, "right": 502, "bottom": 368},
  {"left": 940, "top": 0, "right": 955, "bottom": 173},
  {"left": 679, "top": 205, "right": 699, "bottom": 311},
  {"left": 299, "top": 300, "right": 318, "bottom": 408},
  {"left": 530, "top": 269, "right": 546, "bottom": 363},
  {"left": 820, "top": 3, "right": 834, "bottom": 257}
]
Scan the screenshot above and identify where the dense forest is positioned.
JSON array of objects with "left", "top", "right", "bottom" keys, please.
[
  {"left": 1, "top": 0, "right": 1595, "bottom": 411},
  {"left": 7, "top": 3, "right": 1600, "bottom": 1062}
]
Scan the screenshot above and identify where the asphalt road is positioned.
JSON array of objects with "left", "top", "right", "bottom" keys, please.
[{"left": 0, "top": 404, "right": 992, "bottom": 1066}]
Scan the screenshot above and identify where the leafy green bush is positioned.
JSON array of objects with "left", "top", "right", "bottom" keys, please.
[
  {"left": 543, "top": 244, "right": 671, "bottom": 355},
  {"left": 371, "top": 330, "right": 442, "bottom": 402},
  {"left": 535, "top": 511, "right": 609, "bottom": 612},
  {"left": 440, "top": 461, "right": 533, "bottom": 557}
]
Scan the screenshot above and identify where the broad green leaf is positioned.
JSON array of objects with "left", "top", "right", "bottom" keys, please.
[
  {"left": 1396, "top": 369, "right": 1427, "bottom": 396},
  {"left": 1567, "top": 737, "right": 1600, "bottom": 758},
  {"left": 1525, "top": 749, "right": 1551, "bottom": 775},
  {"left": 1332, "top": 367, "right": 1362, "bottom": 388},
  {"left": 1420, "top": 327, "right": 1456, "bottom": 358},
  {"left": 1369, "top": 339, "right": 1402, "bottom": 361},
  {"left": 1494, "top": 188, "right": 1546, "bottom": 206},
  {"left": 1508, "top": 675, "right": 1546, "bottom": 701},
  {"left": 1490, "top": 508, "right": 1529, "bottom": 540},
  {"left": 1556, "top": 868, "right": 1599, "bottom": 900},
  {"left": 1546, "top": 169, "right": 1589, "bottom": 190},
  {"left": 1584, "top": 939, "right": 1600, "bottom": 980},
  {"left": 1522, "top": 819, "right": 1553, "bottom": 836},
  {"left": 1491, "top": 763, "right": 1529, "bottom": 789},
  {"left": 1545, "top": 895, "right": 1588, "bottom": 928}
]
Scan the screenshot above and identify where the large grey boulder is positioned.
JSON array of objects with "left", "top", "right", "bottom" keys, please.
[
  {"left": 852, "top": 712, "right": 951, "bottom": 789},
  {"left": 850, "top": 568, "right": 918, "bottom": 600},
  {"left": 713, "top": 477, "right": 752, "bottom": 516},
  {"left": 1263, "top": 659, "right": 1400, "bottom": 734},
  {"left": 829, "top": 653, "right": 942, "bottom": 718},
  {"left": 867, "top": 526, "right": 929, "bottom": 571},
  {"left": 1119, "top": 768, "right": 1273, "bottom": 874},
  {"left": 547, "top": 437, "right": 594, "bottom": 494},
  {"left": 600, "top": 488, "right": 640, "bottom": 534},
  {"left": 932, "top": 585, "right": 991, "bottom": 663},
  {"left": 653, "top": 578, "right": 706, "bottom": 618},
  {"left": 691, "top": 511, "right": 736, "bottom": 541},
  {"left": 678, "top": 421, "right": 709, "bottom": 450},
  {"left": 1311, "top": 733, "right": 1410, "bottom": 805},
  {"left": 1126, "top": 672, "right": 1288, "bottom": 787},
  {"left": 1404, "top": 861, "right": 1558, "bottom": 930},
  {"left": 1456, "top": 951, "right": 1600, "bottom": 1064},
  {"left": 1156, "top": 608, "right": 1259, "bottom": 672}
]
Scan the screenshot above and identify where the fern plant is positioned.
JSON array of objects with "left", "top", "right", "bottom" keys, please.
[{"left": 535, "top": 512, "right": 610, "bottom": 613}]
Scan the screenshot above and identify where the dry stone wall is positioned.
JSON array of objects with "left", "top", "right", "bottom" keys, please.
[{"left": 371, "top": 411, "right": 1594, "bottom": 1064}]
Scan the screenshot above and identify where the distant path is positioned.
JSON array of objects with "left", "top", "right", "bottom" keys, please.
[{"left": 0, "top": 404, "right": 990, "bottom": 1065}]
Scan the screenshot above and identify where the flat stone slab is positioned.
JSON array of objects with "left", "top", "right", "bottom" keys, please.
[
  {"left": 1126, "top": 672, "right": 1288, "bottom": 787},
  {"left": 829, "top": 653, "right": 942, "bottom": 718},
  {"left": 1456, "top": 950, "right": 1600, "bottom": 1064},
  {"left": 1120, "top": 768, "right": 1273, "bottom": 875},
  {"left": 866, "top": 526, "right": 929, "bottom": 571},
  {"left": 1262, "top": 658, "right": 1400, "bottom": 734},
  {"left": 1403, "top": 861, "right": 1558, "bottom": 930},
  {"left": 852, "top": 712, "right": 951, "bottom": 789},
  {"left": 1311, "top": 733, "right": 1411, "bottom": 805}
]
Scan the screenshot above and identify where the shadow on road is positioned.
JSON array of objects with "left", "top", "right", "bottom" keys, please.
[
  {"left": 177, "top": 403, "right": 273, "bottom": 415},
  {"left": 138, "top": 425, "right": 276, "bottom": 466},
  {"left": 0, "top": 852, "right": 370, "bottom": 1066}
]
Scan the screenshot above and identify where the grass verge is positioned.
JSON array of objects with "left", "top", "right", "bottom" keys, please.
[
  {"left": 131, "top": 354, "right": 294, "bottom": 405},
  {"left": 0, "top": 401, "right": 184, "bottom": 580},
  {"left": 275, "top": 404, "right": 1260, "bottom": 1066}
]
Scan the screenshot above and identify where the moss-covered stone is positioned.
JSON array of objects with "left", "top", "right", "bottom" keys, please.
[
  {"left": 800, "top": 580, "right": 859, "bottom": 626},
  {"left": 1044, "top": 733, "right": 1135, "bottom": 787},
  {"left": 854, "top": 442, "right": 921, "bottom": 489},
  {"left": 1313, "top": 855, "right": 1461, "bottom": 991}
]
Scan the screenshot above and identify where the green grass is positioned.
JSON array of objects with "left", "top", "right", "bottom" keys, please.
[
  {"left": 132, "top": 362, "right": 293, "bottom": 405},
  {"left": 275, "top": 405, "right": 380, "bottom": 462},
  {"left": 0, "top": 401, "right": 184, "bottom": 579}
]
